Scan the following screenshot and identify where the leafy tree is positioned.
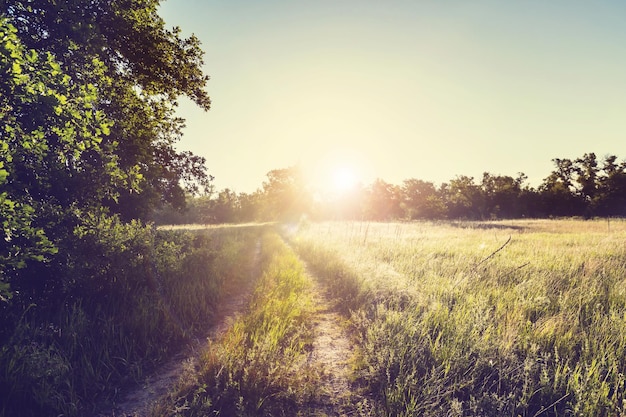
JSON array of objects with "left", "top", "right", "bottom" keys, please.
[
  {"left": 230, "top": 191, "right": 263, "bottom": 223},
  {"left": 540, "top": 158, "right": 585, "bottom": 216},
  {"left": 364, "top": 179, "right": 402, "bottom": 220},
  {"left": 3, "top": 0, "right": 212, "bottom": 220},
  {"left": 210, "top": 188, "right": 239, "bottom": 223},
  {"left": 401, "top": 178, "right": 439, "bottom": 219},
  {"left": 595, "top": 155, "right": 626, "bottom": 216},
  {"left": 261, "top": 166, "right": 311, "bottom": 221},
  {"left": 0, "top": 18, "right": 129, "bottom": 300},
  {"left": 481, "top": 172, "right": 525, "bottom": 219},
  {"left": 574, "top": 152, "right": 599, "bottom": 208},
  {"left": 443, "top": 176, "right": 484, "bottom": 219},
  {"left": 550, "top": 158, "right": 577, "bottom": 191}
]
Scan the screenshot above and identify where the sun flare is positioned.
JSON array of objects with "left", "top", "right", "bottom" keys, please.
[{"left": 332, "top": 166, "right": 358, "bottom": 192}]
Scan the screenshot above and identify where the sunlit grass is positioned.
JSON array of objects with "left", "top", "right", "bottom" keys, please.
[
  {"left": 157, "top": 222, "right": 275, "bottom": 230},
  {"left": 292, "top": 218, "right": 626, "bottom": 416},
  {"left": 156, "top": 231, "right": 322, "bottom": 417}
]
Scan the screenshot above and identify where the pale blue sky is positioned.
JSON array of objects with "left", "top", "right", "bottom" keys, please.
[{"left": 159, "top": 0, "right": 626, "bottom": 194}]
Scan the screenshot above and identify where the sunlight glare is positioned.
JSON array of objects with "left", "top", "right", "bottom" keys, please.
[{"left": 333, "top": 166, "right": 358, "bottom": 192}]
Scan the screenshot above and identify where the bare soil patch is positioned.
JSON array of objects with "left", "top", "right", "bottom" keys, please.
[{"left": 303, "top": 271, "right": 368, "bottom": 416}]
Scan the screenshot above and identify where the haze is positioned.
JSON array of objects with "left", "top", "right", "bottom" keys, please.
[{"left": 159, "top": 0, "right": 626, "bottom": 194}]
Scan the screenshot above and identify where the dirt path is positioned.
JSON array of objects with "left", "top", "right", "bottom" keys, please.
[
  {"left": 301, "top": 264, "right": 366, "bottom": 416},
  {"left": 96, "top": 239, "right": 261, "bottom": 417}
]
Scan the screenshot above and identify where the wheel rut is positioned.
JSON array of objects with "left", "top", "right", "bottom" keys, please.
[
  {"left": 296, "top": 251, "right": 367, "bottom": 416},
  {"left": 96, "top": 238, "right": 261, "bottom": 417}
]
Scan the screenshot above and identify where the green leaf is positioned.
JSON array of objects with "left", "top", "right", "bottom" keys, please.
[
  {"left": 26, "top": 48, "right": 37, "bottom": 63},
  {"left": 11, "top": 61, "right": 21, "bottom": 75}
]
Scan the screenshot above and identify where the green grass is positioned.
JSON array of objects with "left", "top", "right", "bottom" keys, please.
[
  {"left": 291, "top": 219, "right": 626, "bottom": 416},
  {"left": 156, "top": 231, "right": 321, "bottom": 417},
  {"left": 7, "top": 218, "right": 626, "bottom": 416},
  {"left": 0, "top": 221, "right": 267, "bottom": 417}
]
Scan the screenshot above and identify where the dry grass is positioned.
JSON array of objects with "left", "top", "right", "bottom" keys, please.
[{"left": 291, "top": 218, "right": 626, "bottom": 416}]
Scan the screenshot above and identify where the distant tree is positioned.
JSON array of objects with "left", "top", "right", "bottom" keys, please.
[
  {"left": 210, "top": 189, "right": 238, "bottom": 223},
  {"left": 481, "top": 172, "right": 525, "bottom": 219},
  {"left": 574, "top": 153, "right": 599, "bottom": 215},
  {"left": 364, "top": 179, "right": 402, "bottom": 220},
  {"left": 401, "top": 179, "right": 438, "bottom": 219},
  {"left": 551, "top": 158, "right": 577, "bottom": 191},
  {"left": 443, "top": 176, "right": 484, "bottom": 219},
  {"left": 261, "top": 167, "right": 311, "bottom": 221},
  {"left": 237, "top": 191, "right": 263, "bottom": 222},
  {"left": 539, "top": 158, "right": 584, "bottom": 217},
  {"left": 595, "top": 155, "right": 626, "bottom": 216},
  {"left": 517, "top": 184, "right": 543, "bottom": 218}
]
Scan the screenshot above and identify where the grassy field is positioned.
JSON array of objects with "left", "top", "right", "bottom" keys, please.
[
  {"left": 290, "top": 218, "right": 626, "bottom": 416},
  {"left": 7, "top": 219, "right": 626, "bottom": 416},
  {"left": 155, "top": 231, "right": 321, "bottom": 416},
  {"left": 0, "top": 222, "right": 267, "bottom": 417}
]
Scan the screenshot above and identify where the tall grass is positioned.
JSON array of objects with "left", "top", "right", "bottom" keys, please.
[
  {"left": 0, "top": 219, "right": 266, "bottom": 417},
  {"left": 293, "top": 219, "right": 626, "bottom": 416},
  {"left": 157, "top": 231, "right": 322, "bottom": 417}
]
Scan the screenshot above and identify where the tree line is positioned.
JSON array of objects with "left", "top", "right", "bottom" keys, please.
[{"left": 155, "top": 152, "right": 626, "bottom": 224}]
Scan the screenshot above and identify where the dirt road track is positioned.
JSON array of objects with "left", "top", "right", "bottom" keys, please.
[{"left": 96, "top": 239, "right": 261, "bottom": 417}]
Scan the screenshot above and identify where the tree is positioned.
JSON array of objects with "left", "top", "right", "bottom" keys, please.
[
  {"left": 364, "top": 179, "right": 402, "bottom": 220},
  {"left": 0, "top": 18, "right": 137, "bottom": 299},
  {"left": 237, "top": 191, "right": 263, "bottom": 222},
  {"left": 595, "top": 155, "right": 626, "bottom": 216},
  {"left": 574, "top": 153, "right": 599, "bottom": 208},
  {"left": 401, "top": 178, "right": 438, "bottom": 219},
  {"left": 210, "top": 189, "right": 238, "bottom": 223},
  {"left": 261, "top": 167, "right": 311, "bottom": 221},
  {"left": 443, "top": 176, "right": 484, "bottom": 219},
  {"left": 550, "top": 158, "right": 577, "bottom": 191},
  {"left": 4, "top": 0, "right": 212, "bottom": 220},
  {"left": 481, "top": 173, "right": 524, "bottom": 219},
  {"left": 540, "top": 158, "right": 584, "bottom": 216}
]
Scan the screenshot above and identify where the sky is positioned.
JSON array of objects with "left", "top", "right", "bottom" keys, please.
[{"left": 159, "top": 0, "right": 626, "bottom": 195}]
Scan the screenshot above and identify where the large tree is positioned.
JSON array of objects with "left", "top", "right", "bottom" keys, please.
[
  {"left": 1, "top": 1, "right": 212, "bottom": 300},
  {"left": 3, "top": 0, "right": 212, "bottom": 220},
  {"left": 0, "top": 17, "right": 128, "bottom": 299}
]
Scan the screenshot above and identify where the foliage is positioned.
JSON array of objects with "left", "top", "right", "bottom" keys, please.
[
  {"left": 3, "top": 0, "right": 212, "bottom": 220},
  {"left": 260, "top": 166, "right": 312, "bottom": 222},
  {"left": 0, "top": 17, "right": 128, "bottom": 299},
  {"left": 152, "top": 167, "right": 313, "bottom": 225},
  {"left": 0, "top": 223, "right": 264, "bottom": 417},
  {"left": 166, "top": 153, "right": 626, "bottom": 226}
]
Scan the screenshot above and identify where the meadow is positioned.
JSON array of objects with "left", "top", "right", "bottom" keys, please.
[
  {"left": 5, "top": 218, "right": 626, "bottom": 416},
  {"left": 290, "top": 218, "right": 626, "bottom": 416}
]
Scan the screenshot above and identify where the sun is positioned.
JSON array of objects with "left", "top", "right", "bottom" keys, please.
[
  {"left": 306, "top": 148, "right": 369, "bottom": 196},
  {"left": 331, "top": 166, "right": 359, "bottom": 192}
]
